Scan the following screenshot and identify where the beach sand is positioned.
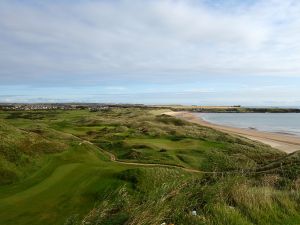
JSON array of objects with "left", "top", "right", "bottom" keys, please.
[{"left": 165, "top": 111, "right": 300, "bottom": 153}]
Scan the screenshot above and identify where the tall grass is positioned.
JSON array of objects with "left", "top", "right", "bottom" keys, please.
[{"left": 1, "top": 109, "right": 299, "bottom": 224}]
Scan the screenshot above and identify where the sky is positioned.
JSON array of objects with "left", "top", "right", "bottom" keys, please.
[{"left": 1, "top": 0, "right": 300, "bottom": 106}]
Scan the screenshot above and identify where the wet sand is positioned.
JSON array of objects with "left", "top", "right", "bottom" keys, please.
[{"left": 165, "top": 111, "right": 300, "bottom": 153}]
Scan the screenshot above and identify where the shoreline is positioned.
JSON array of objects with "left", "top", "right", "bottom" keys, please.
[{"left": 165, "top": 111, "right": 300, "bottom": 153}]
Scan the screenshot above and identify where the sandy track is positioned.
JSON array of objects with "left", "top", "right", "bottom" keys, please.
[
  {"left": 165, "top": 111, "right": 300, "bottom": 153},
  {"left": 81, "top": 140, "right": 203, "bottom": 173}
]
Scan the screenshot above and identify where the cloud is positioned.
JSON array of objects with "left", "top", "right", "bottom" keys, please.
[
  {"left": 154, "top": 1, "right": 268, "bottom": 47},
  {"left": 1, "top": 0, "right": 300, "bottom": 87},
  {"left": 1, "top": 0, "right": 300, "bottom": 105}
]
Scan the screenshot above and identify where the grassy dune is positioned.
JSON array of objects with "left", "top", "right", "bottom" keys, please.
[
  {"left": 0, "top": 140, "right": 128, "bottom": 225},
  {"left": 0, "top": 108, "right": 300, "bottom": 224}
]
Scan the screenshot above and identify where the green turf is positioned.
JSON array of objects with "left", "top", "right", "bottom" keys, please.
[
  {"left": 0, "top": 142, "right": 130, "bottom": 225},
  {"left": 1, "top": 108, "right": 300, "bottom": 225}
]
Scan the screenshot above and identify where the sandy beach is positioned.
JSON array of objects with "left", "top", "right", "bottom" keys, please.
[{"left": 166, "top": 111, "right": 300, "bottom": 153}]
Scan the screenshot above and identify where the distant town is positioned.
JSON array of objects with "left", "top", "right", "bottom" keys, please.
[
  {"left": 1, "top": 103, "right": 300, "bottom": 113},
  {"left": 0, "top": 103, "right": 146, "bottom": 111}
]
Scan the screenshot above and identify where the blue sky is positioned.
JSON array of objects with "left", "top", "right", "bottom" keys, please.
[{"left": 1, "top": 0, "right": 300, "bottom": 106}]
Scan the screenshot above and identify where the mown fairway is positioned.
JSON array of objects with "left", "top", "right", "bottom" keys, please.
[
  {"left": 0, "top": 137, "right": 129, "bottom": 225},
  {"left": 1, "top": 108, "right": 300, "bottom": 225}
]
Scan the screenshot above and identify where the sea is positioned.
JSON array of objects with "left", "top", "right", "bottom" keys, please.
[{"left": 197, "top": 113, "right": 300, "bottom": 136}]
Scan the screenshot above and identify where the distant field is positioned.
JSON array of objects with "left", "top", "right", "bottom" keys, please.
[{"left": 1, "top": 108, "right": 300, "bottom": 225}]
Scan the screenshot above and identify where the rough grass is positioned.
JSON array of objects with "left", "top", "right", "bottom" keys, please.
[
  {"left": 72, "top": 168, "right": 300, "bottom": 225},
  {"left": 0, "top": 108, "right": 299, "bottom": 225},
  {"left": 37, "top": 108, "right": 282, "bottom": 172},
  {"left": 0, "top": 142, "right": 129, "bottom": 225},
  {"left": 0, "top": 120, "right": 72, "bottom": 184}
]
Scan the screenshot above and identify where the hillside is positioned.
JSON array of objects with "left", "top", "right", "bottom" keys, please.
[
  {"left": 0, "top": 120, "right": 74, "bottom": 185},
  {"left": 0, "top": 109, "right": 299, "bottom": 225}
]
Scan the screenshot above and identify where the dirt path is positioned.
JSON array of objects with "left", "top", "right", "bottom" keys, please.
[
  {"left": 81, "top": 140, "right": 214, "bottom": 174},
  {"left": 165, "top": 111, "right": 300, "bottom": 153},
  {"left": 79, "top": 125, "right": 294, "bottom": 175}
]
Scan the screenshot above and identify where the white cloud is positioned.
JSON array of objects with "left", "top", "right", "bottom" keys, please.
[
  {"left": 0, "top": 0, "right": 300, "bottom": 86},
  {"left": 154, "top": 1, "right": 268, "bottom": 47}
]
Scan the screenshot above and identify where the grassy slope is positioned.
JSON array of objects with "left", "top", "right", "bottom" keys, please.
[
  {"left": 32, "top": 108, "right": 283, "bottom": 171},
  {"left": 0, "top": 109, "right": 300, "bottom": 225},
  {"left": 0, "top": 140, "right": 128, "bottom": 225},
  {"left": 0, "top": 114, "right": 130, "bottom": 225}
]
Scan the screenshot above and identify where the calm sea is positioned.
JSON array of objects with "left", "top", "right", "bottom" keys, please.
[{"left": 197, "top": 113, "right": 300, "bottom": 136}]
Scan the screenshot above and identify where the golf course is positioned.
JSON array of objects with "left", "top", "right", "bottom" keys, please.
[{"left": 1, "top": 108, "right": 300, "bottom": 225}]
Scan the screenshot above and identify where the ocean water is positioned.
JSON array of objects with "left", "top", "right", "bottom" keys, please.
[{"left": 197, "top": 113, "right": 300, "bottom": 136}]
